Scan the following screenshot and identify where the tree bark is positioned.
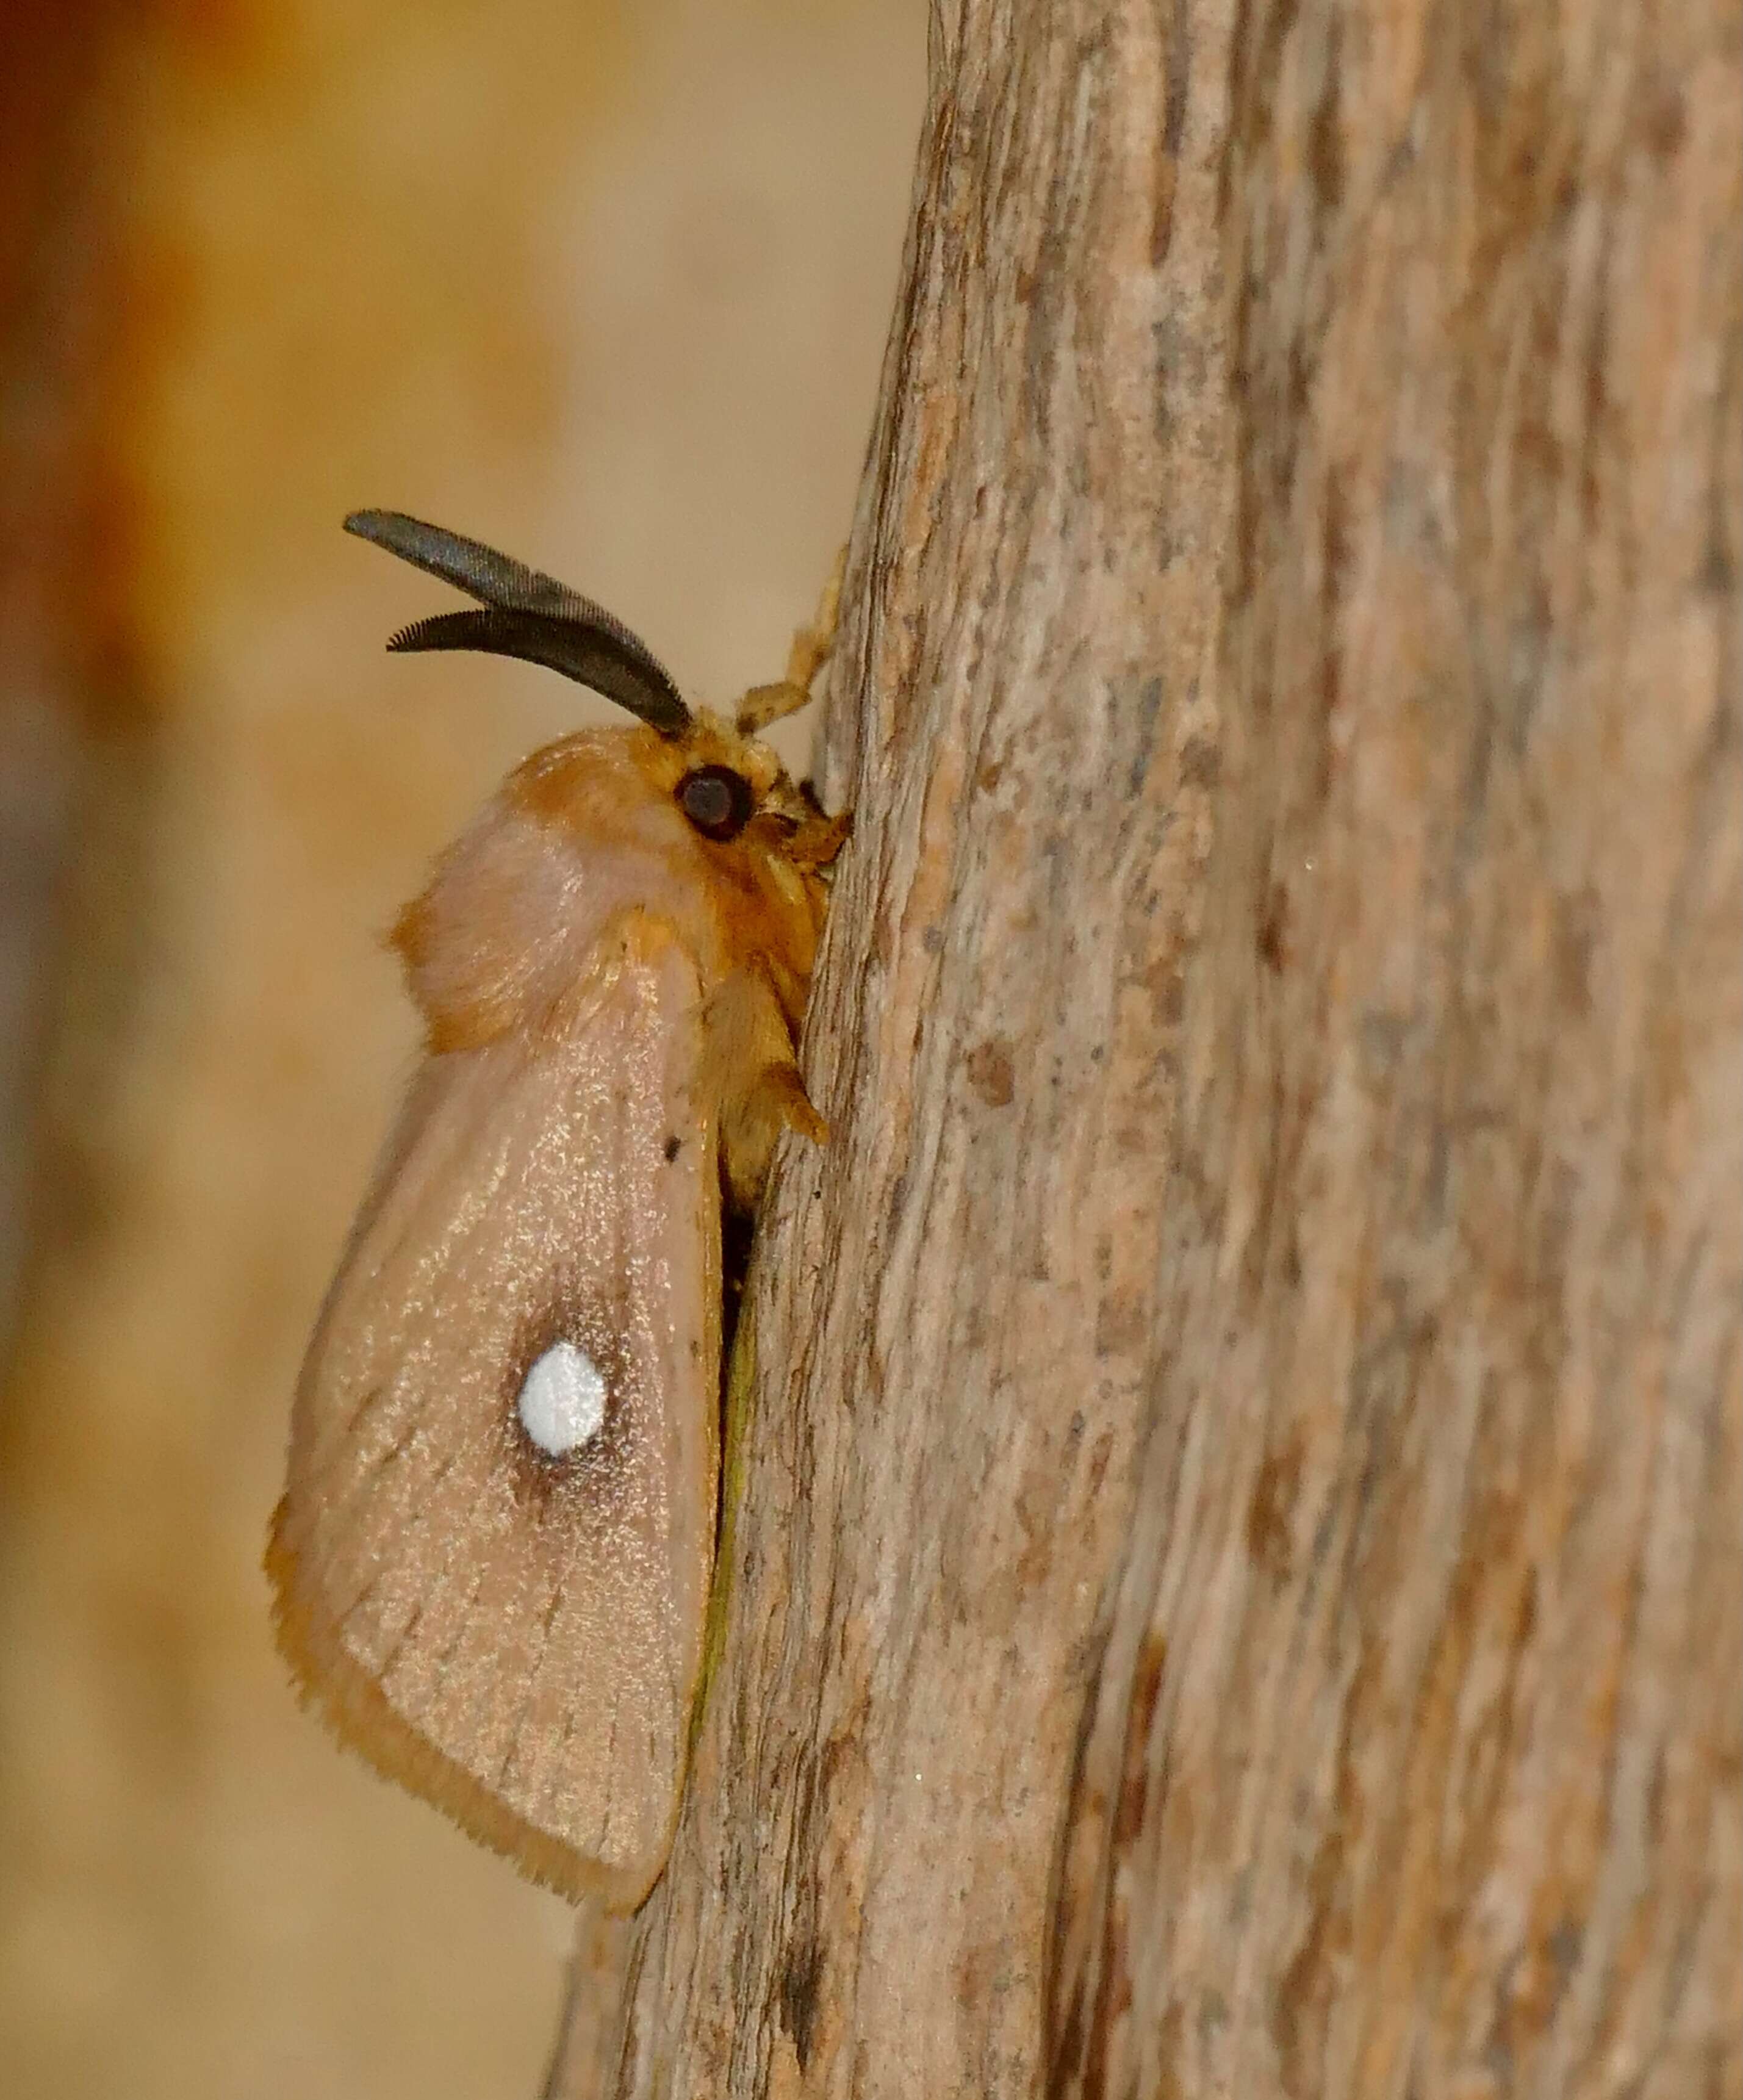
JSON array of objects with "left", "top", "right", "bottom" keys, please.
[{"left": 548, "top": 0, "right": 1741, "bottom": 2092}]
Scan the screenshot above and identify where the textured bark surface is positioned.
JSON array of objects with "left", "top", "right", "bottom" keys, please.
[{"left": 549, "top": 0, "right": 1741, "bottom": 2093}]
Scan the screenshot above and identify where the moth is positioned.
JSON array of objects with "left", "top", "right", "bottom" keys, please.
[{"left": 268, "top": 511, "right": 845, "bottom": 1909}]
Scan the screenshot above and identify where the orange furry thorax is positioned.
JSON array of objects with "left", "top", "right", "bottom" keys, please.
[
  {"left": 385, "top": 710, "right": 843, "bottom": 1208},
  {"left": 391, "top": 713, "right": 835, "bottom": 1058}
]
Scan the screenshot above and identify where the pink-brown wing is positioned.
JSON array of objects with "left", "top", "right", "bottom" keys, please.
[{"left": 270, "top": 937, "right": 719, "bottom": 1910}]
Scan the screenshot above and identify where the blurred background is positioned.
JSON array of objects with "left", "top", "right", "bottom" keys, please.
[{"left": 0, "top": 3, "right": 921, "bottom": 2094}]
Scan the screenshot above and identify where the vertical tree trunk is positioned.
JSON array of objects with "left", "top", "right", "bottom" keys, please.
[{"left": 548, "top": 0, "right": 1741, "bottom": 2091}]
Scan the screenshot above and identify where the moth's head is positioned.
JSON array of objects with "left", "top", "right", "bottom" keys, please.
[{"left": 624, "top": 705, "right": 811, "bottom": 838}]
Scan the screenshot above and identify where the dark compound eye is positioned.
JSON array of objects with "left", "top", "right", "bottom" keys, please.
[{"left": 678, "top": 764, "right": 754, "bottom": 841}]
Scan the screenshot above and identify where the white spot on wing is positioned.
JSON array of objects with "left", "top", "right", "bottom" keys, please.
[{"left": 517, "top": 1340, "right": 606, "bottom": 1458}]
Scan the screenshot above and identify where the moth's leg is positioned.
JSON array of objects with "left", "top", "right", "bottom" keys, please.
[
  {"left": 702, "top": 965, "right": 825, "bottom": 1208},
  {"left": 783, "top": 544, "right": 845, "bottom": 691},
  {"left": 721, "top": 1062, "right": 825, "bottom": 1212},
  {"left": 785, "top": 805, "right": 852, "bottom": 872},
  {"left": 735, "top": 545, "right": 846, "bottom": 734},
  {"left": 743, "top": 1062, "right": 826, "bottom": 1146}
]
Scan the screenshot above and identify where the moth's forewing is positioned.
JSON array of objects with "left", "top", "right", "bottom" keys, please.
[{"left": 270, "top": 937, "right": 719, "bottom": 1910}]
